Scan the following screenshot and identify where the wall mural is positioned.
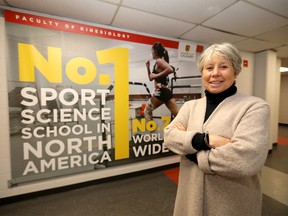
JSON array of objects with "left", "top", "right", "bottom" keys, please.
[{"left": 5, "top": 10, "right": 203, "bottom": 186}]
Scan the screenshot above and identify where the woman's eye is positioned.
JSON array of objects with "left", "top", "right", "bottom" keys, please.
[{"left": 206, "top": 67, "right": 213, "bottom": 70}]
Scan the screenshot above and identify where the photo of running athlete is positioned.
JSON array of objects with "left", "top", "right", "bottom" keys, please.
[{"left": 144, "top": 42, "right": 179, "bottom": 122}]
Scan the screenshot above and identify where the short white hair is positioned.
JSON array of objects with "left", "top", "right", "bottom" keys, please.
[{"left": 198, "top": 43, "right": 242, "bottom": 75}]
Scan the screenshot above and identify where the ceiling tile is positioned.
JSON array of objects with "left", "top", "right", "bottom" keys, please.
[
  {"left": 234, "top": 38, "right": 282, "bottom": 52},
  {"left": 181, "top": 26, "right": 246, "bottom": 44},
  {"left": 113, "top": 7, "right": 195, "bottom": 38},
  {"left": 203, "top": 1, "right": 288, "bottom": 37},
  {"left": 102, "top": 0, "right": 122, "bottom": 4},
  {"left": 246, "top": 0, "right": 288, "bottom": 18},
  {"left": 122, "top": 0, "right": 237, "bottom": 23},
  {"left": 5, "top": 0, "right": 118, "bottom": 25},
  {"left": 255, "top": 25, "right": 288, "bottom": 45},
  {"left": 1, "top": 0, "right": 288, "bottom": 60}
]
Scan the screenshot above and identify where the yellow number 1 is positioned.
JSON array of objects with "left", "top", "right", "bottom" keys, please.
[{"left": 97, "top": 47, "right": 129, "bottom": 160}]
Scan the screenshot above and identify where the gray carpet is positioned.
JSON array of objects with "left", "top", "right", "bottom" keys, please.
[
  {"left": 1, "top": 164, "right": 288, "bottom": 216},
  {"left": 0, "top": 169, "right": 177, "bottom": 216}
]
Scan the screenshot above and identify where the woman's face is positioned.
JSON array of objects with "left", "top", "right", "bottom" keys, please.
[
  {"left": 151, "top": 48, "right": 157, "bottom": 59},
  {"left": 202, "top": 54, "right": 237, "bottom": 94}
]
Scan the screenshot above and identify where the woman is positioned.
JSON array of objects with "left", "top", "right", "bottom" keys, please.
[
  {"left": 164, "top": 43, "right": 270, "bottom": 216},
  {"left": 144, "top": 42, "right": 179, "bottom": 122}
]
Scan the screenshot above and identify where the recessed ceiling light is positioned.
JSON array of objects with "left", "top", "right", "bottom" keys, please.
[{"left": 280, "top": 67, "right": 288, "bottom": 73}]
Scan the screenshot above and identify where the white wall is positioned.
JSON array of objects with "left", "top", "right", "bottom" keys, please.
[
  {"left": 237, "top": 51, "right": 254, "bottom": 95},
  {"left": 279, "top": 74, "right": 288, "bottom": 124},
  {"left": 254, "top": 51, "right": 280, "bottom": 150}
]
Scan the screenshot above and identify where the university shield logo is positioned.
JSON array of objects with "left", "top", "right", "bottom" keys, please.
[{"left": 185, "top": 45, "right": 190, "bottom": 52}]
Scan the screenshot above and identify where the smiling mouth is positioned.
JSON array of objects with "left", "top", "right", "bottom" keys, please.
[{"left": 210, "top": 81, "right": 223, "bottom": 85}]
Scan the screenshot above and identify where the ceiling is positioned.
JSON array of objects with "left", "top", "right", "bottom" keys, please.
[{"left": 1, "top": 0, "right": 288, "bottom": 66}]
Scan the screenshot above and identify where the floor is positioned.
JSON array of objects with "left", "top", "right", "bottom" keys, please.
[{"left": 0, "top": 125, "right": 288, "bottom": 216}]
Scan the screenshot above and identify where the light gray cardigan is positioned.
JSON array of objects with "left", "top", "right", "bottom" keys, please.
[{"left": 164, "top": 92, "right": 270, "bottom": 216}]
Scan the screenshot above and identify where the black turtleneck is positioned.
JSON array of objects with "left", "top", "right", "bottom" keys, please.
[
  {"left": 204, "top": 84, "right": 237, "bottom": 122},
  {"left": 186, "top": 84, "right": 237, "bottom": 163}
]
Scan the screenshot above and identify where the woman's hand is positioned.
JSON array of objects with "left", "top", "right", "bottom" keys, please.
[
  {"left": 146, "top": 60, "right": 154, "bottom": 81},
  {"left": 146, "top": 60, "right": 150, "bottom": 68},
  {"left": 173, "top": 122, "right": 186, "bottom": 131},
  {"left": 209, "top": 134, "right": 230, "bottom": 148},
  {"left": 149, "top": 73, "right": 156, "bottom": 80},
  {"left": 173, "top": 122, "right": 230, "bottom": 148}
]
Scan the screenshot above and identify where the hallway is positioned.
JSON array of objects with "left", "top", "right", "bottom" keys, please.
[{"left": 0, "top": 126, "right": 288, "bottom": 216}]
